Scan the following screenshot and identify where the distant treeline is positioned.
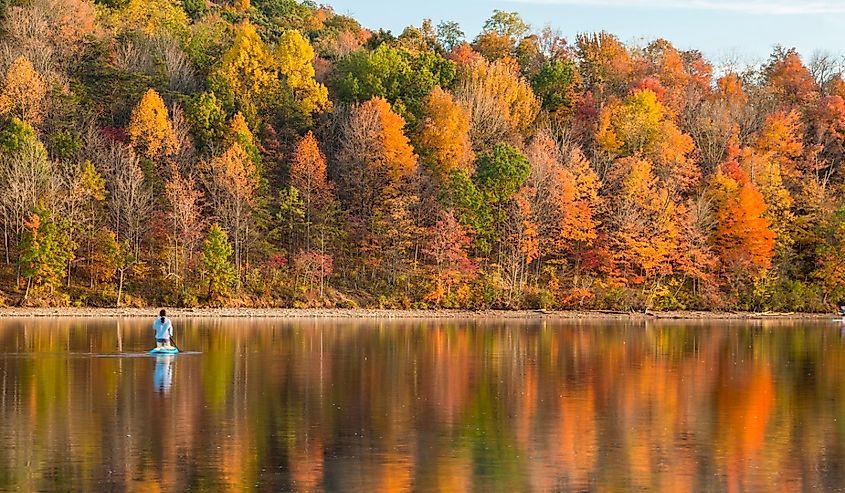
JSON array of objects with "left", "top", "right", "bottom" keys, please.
[{"left": 0, "top": 0, "right": 842, "bottom": 311}]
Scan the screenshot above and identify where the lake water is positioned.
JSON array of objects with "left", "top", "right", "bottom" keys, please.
[{"left": 0, "top": 317, "right": 844, "bottom": 491}]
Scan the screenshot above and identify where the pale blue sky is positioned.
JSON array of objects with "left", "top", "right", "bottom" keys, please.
[{"left": 324, "top": 0, "right": 845, "bottom": 65}]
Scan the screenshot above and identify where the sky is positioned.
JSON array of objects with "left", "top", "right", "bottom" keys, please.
[{"left": 322, "top": 0, "right": 845, "bottom": 66}]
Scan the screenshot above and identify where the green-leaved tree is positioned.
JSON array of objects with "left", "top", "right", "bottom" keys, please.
[{"left": 201, "top": 224, "right": 236, "bottom": 302}]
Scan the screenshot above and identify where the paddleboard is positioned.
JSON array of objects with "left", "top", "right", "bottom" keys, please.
[{"left": 149, "top": 347, "right": 180, "bottom": 354}]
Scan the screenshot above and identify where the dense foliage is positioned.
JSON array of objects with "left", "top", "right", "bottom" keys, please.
[{"left": 0, "top": 0, "right": 843, "bottom": 311}]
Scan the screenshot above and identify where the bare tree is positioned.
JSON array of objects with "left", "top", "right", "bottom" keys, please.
[
  {"left": 809, "top": 50, "right": 844, "bottom": 89},
  {"left": 164, "top": 166, "right": 204, "bottom": 288},
  {"left": 453, "top": 76, "right": 518, "bottom": 152},
  {"left": 333, "top": 102, "right": 386, "bottom": 220},
  {"left": 0, "top": 136, "right": 52, "bottom": 269},
  {"left": 103, "top": 144, "right": 153, "bottom": 257},
  {"left": 113, "top": 40, "right": 154, "bottom": 74},
  {"left": 169, "top": 103, "right": 198, "bottom": 173},
  {"left": 200, "top": 144, "right": 257, "bottom": 283},
  {"left": 681, "top": 98, "right": 734, "bottom": 174},
  {"left": 153, "top": 35, "right": 198, "bottom": 93}
]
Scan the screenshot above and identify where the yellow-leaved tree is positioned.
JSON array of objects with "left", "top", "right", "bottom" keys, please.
[
  {"left": 453, "top": 57, "right": 540, "bottom": 150},
  {"left": 225, "top": 112, "right": 255, "bottom": 148},
  {"left": 415, "top": 87, "right": 474, "bottom": 181},
  {"left": 128, "top": 88, "right": 178, "bottom": 161},
  {"left": 275, "top": 30, "right": 330, "bottom": 126},
  {"left": 597, "top": 88, "right": 698, "bottom": 193},
  {"left": 214, "top": 21, "right": 279, "bottom": 122},
  {"left": 109, "top": 0, "right": 190, "bottom": 40}
]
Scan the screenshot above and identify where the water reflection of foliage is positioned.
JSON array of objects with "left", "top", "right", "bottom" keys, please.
[{"left": 0, "top": 319, "right": 844, "bottom": 491}]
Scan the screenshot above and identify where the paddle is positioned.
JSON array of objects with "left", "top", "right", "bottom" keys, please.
[{"left": 169, "top": 335, "right": 181, "bottom": 352}]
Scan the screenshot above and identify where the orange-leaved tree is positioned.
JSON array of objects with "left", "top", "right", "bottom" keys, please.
[
  {"left": 575, "top": 31, "right": 634, "bottom": 98},
  {"left": 754, "top": 110, "right": 803, "bottom": 181},
  {"left": 709, "top": 144, "right": 775, "bottom": 297},
  {"left": 523, "top": 131, "right": 601, "bottom": 280},
  {"left": 336, "top": 96, "right": 417, "bottom": 222},
  {"left": 604, "top": 157, "right": 679, "bottom": 290},
  {"left": 289, "top": 131, "right": 334, "bottom": 251},
  {"left": 765, "top": 48, "right": 818, "bottom": 108},
  {"left": 0, "top": 56, "right": 46, "bottom": 125}
]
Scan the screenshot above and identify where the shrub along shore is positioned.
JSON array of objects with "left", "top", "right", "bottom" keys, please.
[{"left": 0, "top": 308, "right": 834, "bottom": 320}]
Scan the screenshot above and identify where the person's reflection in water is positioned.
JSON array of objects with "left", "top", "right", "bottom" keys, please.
[{"left": 153, "top": 355, "right": 175, "bottom": 394}]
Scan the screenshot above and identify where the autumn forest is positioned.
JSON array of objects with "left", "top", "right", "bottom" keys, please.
[{"left": 1, "top": 0, "right": 844, "bottom": 311}]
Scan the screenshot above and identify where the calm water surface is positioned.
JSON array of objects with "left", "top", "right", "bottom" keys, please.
[{"left": 0, "top": 318, "right": 844, "bottom": 491}]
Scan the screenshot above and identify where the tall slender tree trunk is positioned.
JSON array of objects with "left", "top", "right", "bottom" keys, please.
[
  {"left": 116, "top": 269, "right": 125, "bottom": 307},
  {"left": 305, "top": 195, "right": 311, "bottom": 252},
  {"left": 319, "top": 229, "right": 325, "bottom": 299},
  {"left": 3, "top": 222, "right": 8, "bottom": 265}
]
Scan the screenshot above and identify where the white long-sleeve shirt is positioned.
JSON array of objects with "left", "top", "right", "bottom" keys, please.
[{"left": 153, "top": 317, "right": 173, "bottom": 340}]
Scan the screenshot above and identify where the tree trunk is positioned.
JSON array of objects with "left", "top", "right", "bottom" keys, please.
[
  {"left": 116, "top": 269, "right": 125, "bottom": 307},
  {"left": 3, "top": 222, "right": 8, "bottom": 265}
]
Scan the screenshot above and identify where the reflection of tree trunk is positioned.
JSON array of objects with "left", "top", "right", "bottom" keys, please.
[
  {"left": 116, "top": 321, "right": 123, "bottom": 352},
  {"left": 89, "top": 211, "right": 95, "bottom": 289},
  {"left": 244, "top": 220, "right": 249, "bottom": 286}
]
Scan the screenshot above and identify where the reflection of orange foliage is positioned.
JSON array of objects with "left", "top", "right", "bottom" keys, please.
[
  {"left": 516, "top": 364, "right": 537, "bottom": 450},
  {"left": 289, "top": 436, "right": 325, "bottom": 491},
  {"left": 657, "top": 454, "right": 696, "bottom": 492},
  {"left": 377, "top": 453, "right": 414, "bottom": 493},
  {"left": 429, "top": 329, "right": 472, "bottom": 426},
  {"left": 219, "top": 430, "right": 254, "bottom": 492},
  {"left": 717, "top": 365, "right": 775, "bottom": 492},
  {"left": 551, "top": 388, "right": 596, "bottom": 490},
  {"left": 127, "top": 476, "right": 163, "bottom": 493},
  {"left": 629, "top": 434, "right": 652, "bottom": 490}
]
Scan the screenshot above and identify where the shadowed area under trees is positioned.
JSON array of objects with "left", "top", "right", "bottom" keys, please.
[{"left": 0, "top": 0, "right": 843, "bottom": 311}]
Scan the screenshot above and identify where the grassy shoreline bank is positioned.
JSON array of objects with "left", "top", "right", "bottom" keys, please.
[{"left": 0, "top": 308, "right": 836, "bottom": 320}]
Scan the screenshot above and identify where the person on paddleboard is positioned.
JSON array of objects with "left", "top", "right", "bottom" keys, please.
[{"left": 154, "top": 309, "right": 174, "bottom": 349}]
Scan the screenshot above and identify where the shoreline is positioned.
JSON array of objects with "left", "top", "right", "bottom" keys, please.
[{"left": 0, "top": 308, "right": 836, "bottom": 320}]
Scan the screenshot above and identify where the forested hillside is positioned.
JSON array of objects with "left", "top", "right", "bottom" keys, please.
[{"left": 0, "top": 0, "right": 842, "bottom": 310}]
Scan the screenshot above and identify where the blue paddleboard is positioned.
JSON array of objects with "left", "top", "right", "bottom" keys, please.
[{"left": 149, "top": 347, "right": 180, "bottom": 354}]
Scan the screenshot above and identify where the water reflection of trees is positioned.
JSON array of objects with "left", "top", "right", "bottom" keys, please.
[{"left": 0, "top": 319, "right": 844, "bottom": 491}]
